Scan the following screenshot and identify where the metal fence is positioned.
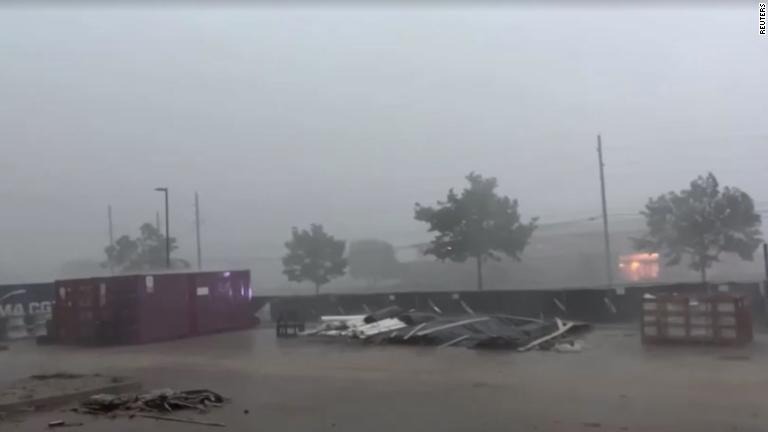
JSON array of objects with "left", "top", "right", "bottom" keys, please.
[{"left": 263, "top": 282, "right": 767, "bottom": 325}]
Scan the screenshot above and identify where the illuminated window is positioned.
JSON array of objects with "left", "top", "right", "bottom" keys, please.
[{"left": 618, "top": 253, "right": 659, "bottom": 281}]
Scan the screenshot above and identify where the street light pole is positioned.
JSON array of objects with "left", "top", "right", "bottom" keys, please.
[{"left": 154, "top": 187, "right": 170, "bottom": 269}]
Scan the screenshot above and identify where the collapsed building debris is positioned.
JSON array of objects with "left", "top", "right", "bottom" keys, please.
[
  {"left": 76, "top": 389, "right": 226, "bottom": 416},
  {"left": 302, "top": 308, "right": 590, "bottom": 350}
]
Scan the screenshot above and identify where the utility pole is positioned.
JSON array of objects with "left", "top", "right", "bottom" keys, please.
[
  {"left": 195, "top": 191, "right": 202, "bottom": 270},
  {"left": 154, "top": 187, "right": 170, "bottom": 269},
  {"left": 763, "top": 243, "right": 768, "bottom": 317},
  {"left": 597, "top": 135, "right": 613, "bottom": 288},
  {"left": 107, "top": 204, "right": 115, "bottom": 274},
  {"left": 762, "top": 243, "right": 768, "bottom": 284}
]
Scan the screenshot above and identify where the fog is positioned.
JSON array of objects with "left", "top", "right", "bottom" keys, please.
[{"left": 0, "top": 5, "right": 765, "bottom": 286}]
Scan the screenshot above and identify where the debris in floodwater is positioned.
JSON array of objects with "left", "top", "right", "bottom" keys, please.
[
  {"left": 77, "top": 388, "right": 226, "bottom": 415},
  {"left": 302, "top": 307, "right": 591, "bottom": 351},
  {"left": 48, "top": 420, "right": 83, "bottom": 428},
  {"left": 31, "top": 373, "right": 86, "bottom": 381},
  {"left": 554, "top": 340, "right": 584, "bottom": 353},
  {"left": 137, "top": 413, "right": 226, "bottom": 427},
  {"left": 363, "top": 305, "right": 403, "bottom": 324}
]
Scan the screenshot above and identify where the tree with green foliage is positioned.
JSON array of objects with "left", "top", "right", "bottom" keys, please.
[
  {"left": 282, "top": 224, "right": 347, "bottom": 295},
  {"left": 103, "top": 223, "right": 189, "bottom": 273},
  {"left": 634, "top": 172, "right": 762, "bottom": 283},
  {"left": 348, "top": 239, "right": 401, "bottom": 287},
  {"left": 414, "top": 172, "right": 538, "bottom": 291}
]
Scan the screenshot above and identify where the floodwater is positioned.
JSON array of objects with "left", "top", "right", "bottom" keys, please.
[{"left": 2, "top": 326, "right": 767, "bottom": 431}]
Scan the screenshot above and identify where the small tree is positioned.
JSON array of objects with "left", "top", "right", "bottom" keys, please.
[
  {"left": 348, "top": 239, "right": 401, "bottom": 287},
  {"left": 634, "top": 172, "right": 762, "bottom": 283},
  {"left": 104, "top": 235, "right": 140, "bottom": 272},
  {"left": 282, "top": 224, "right": 347, "bottom": 295},
  {"left": 414, "top": 172, "right": 538, "bottom": 291},
  {"left": 103, "top": 223, "right": 189, "bottom": 273}
]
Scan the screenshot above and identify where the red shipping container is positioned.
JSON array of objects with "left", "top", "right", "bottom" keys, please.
[
  {"left": 53, "top": 270, "right": 253, "bottom": 345},
  {"left": 105, "top": 273, "right": 192, "bottom": 344},
  {"left": 53, "top": 277, "right": 109, "bottom": 345},
  {"left": 189, "top": 270, "right": 253, "bottom": 335}
]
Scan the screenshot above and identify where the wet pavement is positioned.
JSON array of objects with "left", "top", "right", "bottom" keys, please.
[{"left": 1, "top": 326, "right": 767, "bottom": 431}]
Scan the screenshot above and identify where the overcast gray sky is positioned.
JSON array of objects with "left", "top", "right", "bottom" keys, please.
[{"left": 0, "top": 5, "right": 765, "bottom": 283}]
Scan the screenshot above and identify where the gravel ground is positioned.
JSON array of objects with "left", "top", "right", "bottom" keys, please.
[{"left": 1, "top": 326, "right": 767, "bottom": 432}]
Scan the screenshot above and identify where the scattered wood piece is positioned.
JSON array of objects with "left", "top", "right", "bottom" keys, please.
[
  {"left": 138, "top": 413, "right": 225, "bottom": 427},
  {"left": 438, "top": 335, "right": 470, "bottom": 348},
  {"left": 517, "top": 318, "right": 575, "bottom": 352},
  {"left": 416, "top": 317, "right": 491, "bottom": 337},
  {"left": 403, "top": 323, "right": 427, "bottom": 340},
  {"left": 71, "top": 408, "right": 102, "bottom": 415},
  {"left": 48, "top": 420, "right": 83, "bottom": 428}
]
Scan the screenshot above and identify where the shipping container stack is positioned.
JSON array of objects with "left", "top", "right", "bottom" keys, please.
[{"left": 51, "top": 270, "right": 254, "bottom": 345}]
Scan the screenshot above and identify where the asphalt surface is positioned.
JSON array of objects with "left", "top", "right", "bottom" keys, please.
[{"left": 1, "top": 326, "right": 767, "bottom": 431}]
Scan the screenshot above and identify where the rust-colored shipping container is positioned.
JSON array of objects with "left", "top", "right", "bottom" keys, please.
[
  {"left": 641, "top": 293, "right": 753, "bottom": 345},
  {"left": 53, "top": 270, "right": 253, "bottom": 345},
  {"left": 107, "top": 273, "right": 192, "bottom": 344},
  {"left": 53, "top": 277, "right": 106, "bottom": 345},
  {"left": 188, "top": 271, "right": 252, "bottom": 335}
]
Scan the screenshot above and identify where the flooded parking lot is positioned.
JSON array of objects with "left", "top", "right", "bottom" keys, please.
[{"left": 2, "top": 326, "right": 768, "bottom": 432}]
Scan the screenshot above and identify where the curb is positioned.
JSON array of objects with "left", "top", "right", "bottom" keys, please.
[{"left": 0, "top": 380, "right": 141, "bottom": 414}]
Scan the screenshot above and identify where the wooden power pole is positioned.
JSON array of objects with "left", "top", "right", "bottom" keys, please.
[
  {"left": 597, "top": 135, "right": 613, "bottom": 288},
  {"left": 107, "top": 204, "right": 115, "bottom": 274},
  {"left": 195, "top": 192, "right": 202, "bottom": 270}
]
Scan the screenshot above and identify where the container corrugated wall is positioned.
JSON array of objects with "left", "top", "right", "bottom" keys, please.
[
  {"left": 52, "top": 270, "right": 253, "bottom": 345},
  {"left": 136, "top": 273, "right": 192, "bottom": 343},
  {"left": 189, "top": 270, "right": 252, "bottom": 335},
  {"left": 53, "top": 278, "right": 109, "bottom": 345}
]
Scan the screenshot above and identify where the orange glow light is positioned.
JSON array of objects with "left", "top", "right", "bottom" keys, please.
[{"left": 618, "top": 253, "right": 659, "bottom": 281}]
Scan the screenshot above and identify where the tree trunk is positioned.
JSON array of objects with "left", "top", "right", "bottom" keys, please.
[
  {"left": 700, "top": 267, "right": 709, "bottom": 293},
  {"left": 476, "top": 256, "right": 483, "bottom": 291}
]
